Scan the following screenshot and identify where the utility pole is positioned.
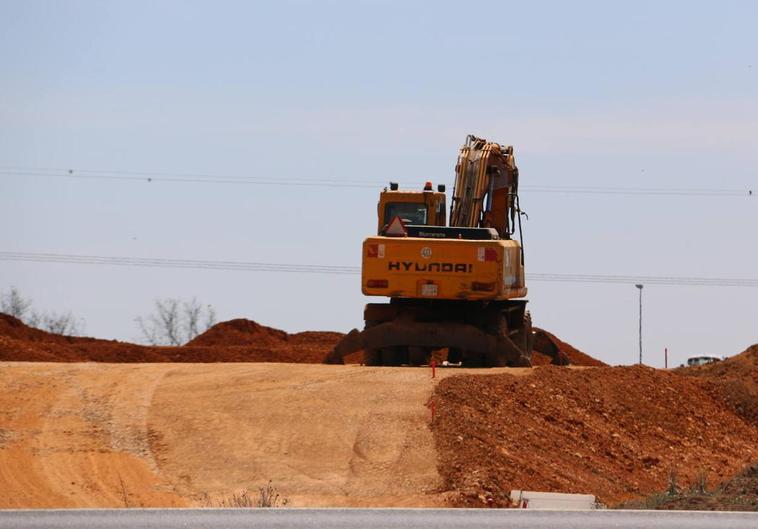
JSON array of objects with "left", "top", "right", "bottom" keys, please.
[{"left": 635, "top": 284, "right": 644, "bottom": 365}]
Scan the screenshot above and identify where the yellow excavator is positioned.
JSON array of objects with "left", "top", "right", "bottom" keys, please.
[{"left": 326, "top": 135, "right": 533, "bottom": 367}]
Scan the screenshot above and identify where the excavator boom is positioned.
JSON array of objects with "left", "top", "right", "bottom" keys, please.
[{"left": 451, "top": 135, "right": 519, "bottom": 238}]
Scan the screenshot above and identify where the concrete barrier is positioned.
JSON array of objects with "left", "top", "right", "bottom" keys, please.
[{"left": 511, "top": 490, "right": 598, "bottom": 510}]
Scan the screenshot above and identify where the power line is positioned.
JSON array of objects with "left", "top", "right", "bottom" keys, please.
[
  {"left": 1, "top": 166, "right": 754, "bottom": 196},
  {"left": 0, "top": 252, "right": 358, "bottom": 275},
  {"left": 522, "top": 185, "right": 753, "bottom": 197},
  {"left": 2, "top": 251, "right": 757, "bottom": 287},
  {"left": 526, "top": 273, "right": 758, "bottom": 287},
  {"left": 0, "top": 169, "right": 386, "bottom": 188}
]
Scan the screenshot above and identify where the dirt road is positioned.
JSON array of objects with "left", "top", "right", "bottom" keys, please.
[{"left": 0, "top": 362, "right": 527, "bottom": 508}]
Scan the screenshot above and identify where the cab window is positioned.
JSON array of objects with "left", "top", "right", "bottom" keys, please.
[{"left": 384, "top": 202, "right": 428, "bottom": 225}]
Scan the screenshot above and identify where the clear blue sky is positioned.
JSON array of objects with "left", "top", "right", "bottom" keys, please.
[{"left": 1, "top": 0, "right": 756, "bottom": 366}]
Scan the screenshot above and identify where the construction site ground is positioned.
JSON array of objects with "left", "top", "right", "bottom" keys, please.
[
  {"left": 1, "top": 314, "right": 757, "bottom": 509},
  {"left": 0, "top": 361, "right": 531, "bottom": 508}
]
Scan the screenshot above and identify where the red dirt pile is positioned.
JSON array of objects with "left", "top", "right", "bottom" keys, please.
[
  {"left": 0, "top": 313, "right": 69, "bottom": 342},
  {"left": 186, "top": 319, "right": 288, "bottom": 347},
  {"left": 0, "top": 314, "right": 342, "bottom": 364},
  {"left": 432, "top": 365, "right": 758, "bottom": 507},
  {"left": 531, "top": 328, "right": 607, "bottom": 367},
  {"left": 0, "top": 312, "right": 604, "bottom": 367},
  {"left": 680, "top": 344, "right": 758, "bottom": 427},
  {"left": 186, "top": 318, "right": 344, "bottom": 362}
]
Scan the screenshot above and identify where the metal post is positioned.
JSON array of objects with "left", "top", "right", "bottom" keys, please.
[{"left": 635, "top": 284, "right": 644, "bottom": 365}]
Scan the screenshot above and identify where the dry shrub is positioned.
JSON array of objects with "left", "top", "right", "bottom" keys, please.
[{"left": 206, "top": 481, "right": 288, "bottom": 508}]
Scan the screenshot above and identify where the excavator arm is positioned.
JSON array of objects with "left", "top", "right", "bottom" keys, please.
[{"left": 450, "top": 135, "right": 520, "bottom": 238}]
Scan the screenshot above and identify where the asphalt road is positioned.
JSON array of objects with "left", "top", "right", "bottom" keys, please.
[{"left": 1, "top": 508, "right": 757, "bottom": 529}]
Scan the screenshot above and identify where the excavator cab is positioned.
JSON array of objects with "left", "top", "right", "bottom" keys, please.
[{"left": 377, "top": 182, "right": 446, "bottom": 233}]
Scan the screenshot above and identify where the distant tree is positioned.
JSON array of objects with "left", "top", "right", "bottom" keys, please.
[
  {"left": 136, "top": 297, "right": 217, "bottom": 345},
  {"left": 0, "top": 286, "right": 32, "bottom": 320},
  {"left": 182, "top": 297, "right": 217, "bottom": 342},
  {"left": 35, "top": 310, "right": 83, "bottom": 335},
  {"left": 0, "top": 286, "right": 84, "bottom": 335}
]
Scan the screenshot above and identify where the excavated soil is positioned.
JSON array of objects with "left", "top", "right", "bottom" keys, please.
[
  {"left": 0, "top": 313, "right": 602, "bottom": 367},
  {"left": 186, "top": 319, "right": 290, "bottom": 347},
  {"left": 0, "top": 314, "right": 342, "bottom": 364},
  {"left": 432, "top": 364, "right": 758, "bottom": 507},
  {"left": 679, "top": 345, "right": 758, "bottom": 428},
  {"left": 532, "top": 328, "right": 607, "bottom": 367}
]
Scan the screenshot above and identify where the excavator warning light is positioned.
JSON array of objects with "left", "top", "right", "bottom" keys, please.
[
  {"left": 366, "top": 243, "right": 385, "bottom": 258},
  {"left": 389, "top": 182, "right": 399, "bottom": 191},
  {"left": 424, "top": 181, "right": 433, "bottom": 191},
  {"left": 366, "top": 279, "right": 389, "bottom": 288},
  {"left": 437, "top": 184, "right": 446, "bottom": 193}
]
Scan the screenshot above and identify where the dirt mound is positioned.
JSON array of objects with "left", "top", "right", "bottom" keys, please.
[
  {"left": 681, "top": 344, "right": 758, "bottom": 427},
  {"left": 432, "top": 365, "right": 758, "bottom": 507},
  {"left": 532, "top": 328, "right": 606, "bottom": 367},
  {"left": 0, "top": 312, "right": 600, "bottom": 367},
  {"left": 185, "top": 319, "right": 344, "bottom": 362},
  {"left": 0, "top": 314, "right": 341, "bottom": 364},
  {"left": 0, "top": 314, "right": 73, "bottom": 343},
  {"left": 186, "top": 319, "right": 288, "bottom": 347}
]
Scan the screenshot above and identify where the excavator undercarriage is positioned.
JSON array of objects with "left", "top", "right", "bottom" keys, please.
[{"left": 325, "top": 299, "right": 533, "bottom": 367}]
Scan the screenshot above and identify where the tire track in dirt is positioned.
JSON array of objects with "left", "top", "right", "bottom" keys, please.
[
  {"left": 105, "top": 365, "right": 173, "bottom": 472},
  {"left": 0, "top": 363, "right": 185, "bottom": 507},
  {"left": 38, "top": 364, "right": 186, "bottom": 507}
]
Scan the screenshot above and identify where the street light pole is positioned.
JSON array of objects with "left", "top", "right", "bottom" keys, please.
[{"left": 635, "top": 284, "right": 644, "bottom": 365}]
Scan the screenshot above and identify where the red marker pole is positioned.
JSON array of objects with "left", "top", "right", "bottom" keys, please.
[{"left": 431, "top": 358, "right": 436, "bottom": 379}]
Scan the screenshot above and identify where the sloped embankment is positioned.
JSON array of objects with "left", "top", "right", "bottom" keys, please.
[
  {"left": 679, "top": 345, "right": 758, "bottom": 428},
  {"left": 0, "top": 362, "right": 444, "bottom": 508},
  {"left": 531, "top": 328, "right": 607, "bottom": 367},
  {"left": 432, "top": 364, "right": 758, "bottom": 507}
]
